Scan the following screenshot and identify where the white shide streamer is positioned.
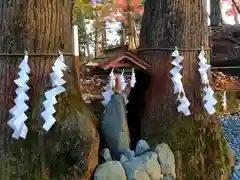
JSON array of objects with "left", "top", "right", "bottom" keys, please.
[
  {"left": 170, "top": 47, "right": 191, "bottom": 116},
  {"left": 119, "top": 69, "right": 127, "bottom": 92},
  {"left": 102, "top": 68, "right": 135, "bottom": 106},
  {"left": 109, "top": 69, "right": 116, "bottom": 89},
  {"left": 222, "top": 90, "right": 227, "bottom": 111},
  {"left": 119, "top": 69, "right": 129, "bottom": 105},
  {"left": 130, "top": 68, "right": 136, "bottom": 88},
  {"left": 102, "top": 70, "right": 128, "bottom": 106},
  {"left": 102, "top": 69, "right": 115, "bottom": 106},
  {"left": 198, "top": 49, "right": 217, "bottom": 115},
  {"left": 101, "top": 88, "right": 114, "bottom": 106},
  {"left": 41, "top": 53, "right": 67, "bottom": 131},
  {"left": 8, "top": 54, "right": 30, "bottom": 139}
]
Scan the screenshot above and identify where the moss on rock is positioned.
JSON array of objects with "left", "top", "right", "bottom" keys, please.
[{"left": 145, "top": 115, "right": 231, "bottom": 180}]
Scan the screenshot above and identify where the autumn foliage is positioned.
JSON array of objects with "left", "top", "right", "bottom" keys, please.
[
  {"left": 89, "top": 0, "right": 143, "bottom": 24},
  {"left": 115, "top": 0, "right": 143, "bottom": 12}
]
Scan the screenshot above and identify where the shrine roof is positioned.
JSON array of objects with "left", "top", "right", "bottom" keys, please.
[{"left": 85, "top": 45, "right": 150, "bottom": 70}]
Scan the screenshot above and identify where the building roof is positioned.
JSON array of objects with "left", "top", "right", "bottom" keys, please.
[
  {"left": 99, "top": 51, "right": 150, "bottom": 70},
  {"left": 86, "top": 45, "right": 150, "bottom": 70}
]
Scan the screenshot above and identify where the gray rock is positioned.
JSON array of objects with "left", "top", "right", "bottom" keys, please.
[
  {"left": 123, "top": 151, "right": 162, "bottom": 180},
  {"left": 100, "top": 148, "right": 112, "bottom": 162},
  {"left": 120, "top": 155, "right": 128, "bottom": 164},
  {"left": 122, "top": 149, "right": 135, "bottom": 160},
  {"left": 94, "top": 161, "right": 127, "bottom": 180},
  {"left": 155, "top": 143, "right": 176, "bottom": 179},
  {"left": 135, "top": 139, "right": 150, "bottom": 156},
  {"left": 53, "top": 106, "right": 99, "bottom": 180},
  {"left": 162, "top": 177, "right": 174, "bottom": 180},
  {"left": 101, "top": 94, "right": 130, "bottom": 160}
]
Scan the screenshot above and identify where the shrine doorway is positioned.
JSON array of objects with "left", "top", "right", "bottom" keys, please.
[{"left": 126, "top": 70, "right": 150, "bottom": 149}]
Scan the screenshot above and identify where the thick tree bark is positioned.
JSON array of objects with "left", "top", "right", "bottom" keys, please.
[
  {"left": 139, "top": 0, "right": 231, "bottom": 179},
  {"left": 0, "top": 1, "right": 99, "bottom": 179}
]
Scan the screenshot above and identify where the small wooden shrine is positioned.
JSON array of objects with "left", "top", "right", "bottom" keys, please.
[
  {"left": 81, "top": 45, "right": 150, "bottom": 119},
  {"left": 85, "top": 45, "right": 150, "bottom": 70}
]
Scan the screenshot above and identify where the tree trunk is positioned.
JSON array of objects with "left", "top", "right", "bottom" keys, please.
[
  {"left": 94, "top": 10, "right": 99, "bottom": 57},
  {"left": 126, "top": 0, "right": 137, "bottom": 49},
  {"left": 0, "top": 1, "right": 99, "bottom": 179},
  {"left": 120, "top": 22, "right": 127, "bottom": 45},
  {"left": 210, "top": 0, "right": 222, "bottom": 25},
  {"left": 101, "top": 21, "right": 107, "bottom": 50},
  {"left": 77, "top": 10, "right": 91, "bottom": 61},
  {"left": 139, "top": 0, "right": 231, "bottom": 179}
]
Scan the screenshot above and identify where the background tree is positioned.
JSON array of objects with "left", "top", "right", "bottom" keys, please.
[
  {"left": 0, "top": 0, "right": 99, "bottom": 179},
  {"left": 75, "top": 0, "right": 93, "bottom": 60},
  {"left": 74, "top": 0, "right": 144, "bottom": 60},
  {"left": 233, "top": 0, "right": 240, "bottom": 13},
  {"left": 138, "top": 0, "right": 231, "bottom": 179}
]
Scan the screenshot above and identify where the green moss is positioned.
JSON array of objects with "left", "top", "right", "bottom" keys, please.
[
  {"left": 215, "top": 90, "right": 240, "bottom": 116},
  {"left": 149, "top": 115, "right": 231, "bottom": 180},
  {"left": 1, "top": 74, "right": 99, "bottom": 180}
]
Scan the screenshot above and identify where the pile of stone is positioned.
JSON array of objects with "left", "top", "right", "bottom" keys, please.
[
  {"left": 93, "top": 140, "right": 176, "bottom": 180},
  {"left": 221, "top": 115, "right": 240, "bottom": 179}
]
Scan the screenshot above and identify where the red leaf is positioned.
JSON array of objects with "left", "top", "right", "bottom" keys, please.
[{"left": 115, "top": 0, "right": 141, "bottom": 11}]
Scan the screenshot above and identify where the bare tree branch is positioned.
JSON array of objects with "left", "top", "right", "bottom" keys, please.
[{"left": 232, "top": 0, "right": 240, "bottom": 14}]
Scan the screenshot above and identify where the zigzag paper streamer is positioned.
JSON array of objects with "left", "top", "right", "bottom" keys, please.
[
  {"left": 109, "top": 69, "right": 116, "bottom": 89},
  {"left": 130, "top": 68, "right": 136, "bottom": 88},
  {"left": 8, "top": 53, "right": 30, "bottom": 139},
  {"left": 222, "top": 90, "right": 227, "bottom": 111},
  {"left": 198, "top": 49, "right": 217, "bottom": 115},
  {"left": 119, "top": 70, "right": 129, "bottom": 105},
  {"left": 170, "top": 47, "right": 191, "bottom": 116},
  {"left": 41, "top": 53, "right": 66, "bottom": 131},
  {"left": 102, "top": 69, "right": 131, "bottom": 106},
  {"left": 119, "top": 69, "right": 127, "bottom": 92},
  {"left": 101, "top": 88, "right": 114, "bottom": 106},
  {"left": 102, "top": 69, "right": 115, "bottom": 106}
]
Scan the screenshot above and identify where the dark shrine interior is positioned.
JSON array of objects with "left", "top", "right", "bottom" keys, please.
[{"left": 126, "top": 69, "right": 150, "bottom": 149}]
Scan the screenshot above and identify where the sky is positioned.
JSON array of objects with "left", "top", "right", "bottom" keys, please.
[{"left": 85, "top": 20, "right": 121, "bottom": 54}]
